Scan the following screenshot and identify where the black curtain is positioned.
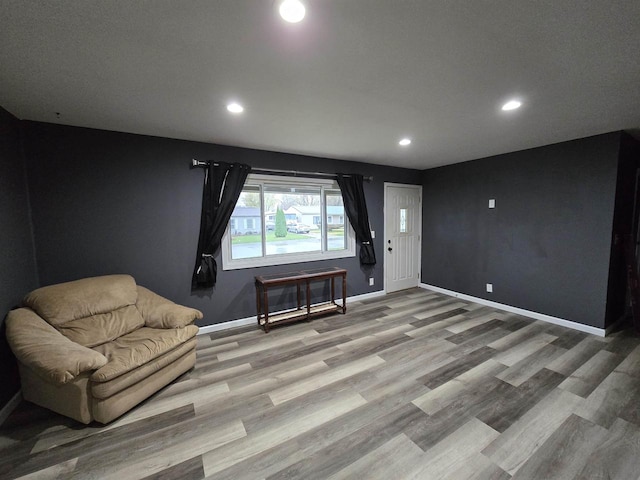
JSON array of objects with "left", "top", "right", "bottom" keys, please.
[
  {"left": 336, "top": 173, "right": 376, "bottom": 265},
  {"left": 192, "top": 162, "right": 251, "bottom": 289}
]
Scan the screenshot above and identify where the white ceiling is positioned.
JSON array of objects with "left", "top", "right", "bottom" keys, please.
[{"left": 1, "top": 1, "right": 639, "bottom": 170}]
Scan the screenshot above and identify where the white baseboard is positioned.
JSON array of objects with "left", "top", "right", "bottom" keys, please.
[
  {"left": 419, "top": 283, "right": 606, "bottom": 337},
  {"left": 344, "top": 290, "right": 386, "bottom": 303},
  {"left": 197, "top": 289, "right": 386, "bottom": 336},
  {"left": 198, "top": 316, "right": 257, "bottom": 335},
  {"left": 0, "top": 391, "right": 21, "bottom": 426}
]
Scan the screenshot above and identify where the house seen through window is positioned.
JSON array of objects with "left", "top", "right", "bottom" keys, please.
[{"left": 221, "top": 174, "right": 355, "bottom": 269}]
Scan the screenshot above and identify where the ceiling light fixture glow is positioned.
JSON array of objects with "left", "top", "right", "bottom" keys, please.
[
  {"left": 399, "top": 138, "right": 412, "bottom": 146},
  {"left": 226, "top": 102, "right": 244, "bottom": 114},
  {"left": 501, "top": 100, "right": 522, "bottom": 111},
  {"left": 279, "top": 0, "right": 306, "bottom": 23}
]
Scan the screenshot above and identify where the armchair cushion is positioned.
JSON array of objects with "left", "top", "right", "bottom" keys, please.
[
  {"left": 91, "top": 325, "right": 199, "bottom": 382},
  {"left": 91, "top": 339, "right": 196, "bottom": 399},
  {"left": 56, "top": 305, "right": 145, "bottom": 348},
  {"left": 23, "top": 274, "right": 137, "bottom": 325},
  {"left": 23, "top": 275, "right": 144, "bottom": 347},
  {"left": 136, "top": 286, "right": 203, "bottom": 329},
  {"left": 6, "top": 308, "right": 108, "bottom": 385}
]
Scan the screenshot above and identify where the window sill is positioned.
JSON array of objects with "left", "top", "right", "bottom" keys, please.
[{"left": 222, "top": 249, "right": 355, "bottom": 271}]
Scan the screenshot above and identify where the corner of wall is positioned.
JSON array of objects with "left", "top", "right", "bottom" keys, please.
[
  {"left": 18, "top": 121, "right": 40, "bottom": 288},
  {"left": 604, "top": 131, "right": 640, "bottom": 327}
]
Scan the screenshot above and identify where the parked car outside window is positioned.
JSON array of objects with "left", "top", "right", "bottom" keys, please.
[{"left": 287, "top": 223, "right": 311, "bottom": 234}]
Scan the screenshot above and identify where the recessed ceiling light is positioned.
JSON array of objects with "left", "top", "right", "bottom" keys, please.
[
  {"left": 279, "top": 0, "right": 306, "bottom": 23},
  {"left": 501, "top": 100, "right": 522, "bottom": 111},
  {"left": 399, "top": 138, "right": 412, "bottom": 146},
  {"left": 227, "top": 102, "right": 244, "bottom": 114}
]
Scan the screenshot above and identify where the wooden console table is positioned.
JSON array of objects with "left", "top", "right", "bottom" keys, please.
[{"left": 255, "top": 267, "right": 347, "bottom": 332}]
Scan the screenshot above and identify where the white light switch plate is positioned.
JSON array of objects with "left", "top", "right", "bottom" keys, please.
[
  {"left": 488, "top": 199, "right": 496, "bottom": 209},
  {"left": 486, "top": 283, "right": 493, "bottom": 293}
]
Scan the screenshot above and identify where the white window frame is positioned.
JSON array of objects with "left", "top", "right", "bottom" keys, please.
[{"left": 222, "top": 174, "right": 356, "bottom": 270}]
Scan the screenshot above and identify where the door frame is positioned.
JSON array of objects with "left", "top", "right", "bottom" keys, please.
[{"left": 383, "top": 182, "right": 423, "bottom": 294}]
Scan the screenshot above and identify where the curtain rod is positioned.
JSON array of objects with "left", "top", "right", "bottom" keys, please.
[{"left": 191, "top": 159, "right": 373, "bottom": 182}]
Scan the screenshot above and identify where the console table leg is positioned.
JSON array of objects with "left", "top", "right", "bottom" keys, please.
[
  {"left": 306, "top": 279, "right": 311, "bottom": 318},
  {"left": 263, "top": 287, "right": 270, "bottom": 333},
  {"left": 255, "top": 282, "right": 262, "bottom": 328},
  {"left": 342, "top": 273, "right": 347, "bottom": 313},
  {"left": 331, "top": 277, "right": 335, "bottom": 305}
]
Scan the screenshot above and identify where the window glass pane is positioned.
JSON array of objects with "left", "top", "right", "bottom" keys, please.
[
  {"left": 264, "top": 186, "right": 321, "bottom": 256},
  {"left": 400, "top": 208, "right": 407, "bottom": 233},
  {"left": 326, "top": 190, "right": 346, "bottom": 251},
  {"left": 231, "top": 186, "right": 262, "bottom": 260}
]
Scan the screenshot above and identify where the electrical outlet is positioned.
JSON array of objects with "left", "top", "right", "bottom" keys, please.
[
  {"left": 488, "top": 199, "right": 496, "bottom": 209},
  {"left": 369, "top": 278, "right": 375, "bottom": 286},
  {"left": 371, "top": 230, "right": 375, "bottom": 238},
  {"left": 486, "top": 283, "right": 493, "bottom": 293}
]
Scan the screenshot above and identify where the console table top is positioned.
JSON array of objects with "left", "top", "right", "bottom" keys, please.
[{"left": 255, "top": 266, "right": 347, "bottom": 284}]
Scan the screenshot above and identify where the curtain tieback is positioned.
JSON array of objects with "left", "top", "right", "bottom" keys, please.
[
  {"left": 196, "top": 253, "right": 214, "bottom": 274},
  {"left": 361, "top": 241, "right": 371, "bottom": 245}
]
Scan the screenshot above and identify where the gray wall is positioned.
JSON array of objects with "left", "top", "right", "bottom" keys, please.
[
  {"left": 421, "top": 133, "right": 621, "bottom": 329},
  {"left": 23, "top": 122, "right": 422, "bottom": 327},
  {"left": 0, "top": 108, "right": 38, "bottom": 407}
]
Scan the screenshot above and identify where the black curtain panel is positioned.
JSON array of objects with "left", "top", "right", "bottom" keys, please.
[
  {"left": 336, "top": 173, "right": 376, "bottom": 265},
  {"left": 192, "top": 162, "right": 251, "bottom": 289}
]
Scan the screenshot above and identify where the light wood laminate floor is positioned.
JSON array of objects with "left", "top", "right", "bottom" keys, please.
[{"left": 2, "top": 288, "right": 640, "bottom": 479}]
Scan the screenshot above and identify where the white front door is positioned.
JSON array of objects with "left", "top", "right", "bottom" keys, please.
[{"left": 384, "top": 183, "right": 422, "bottom": 293}]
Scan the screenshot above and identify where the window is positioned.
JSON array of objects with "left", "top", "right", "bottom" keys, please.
[
  {"left": 400, "top": 208, "right": 407, "bottom": 233},
  {"left": 222, "top": 174, "right": 355, "bottom": 270}
]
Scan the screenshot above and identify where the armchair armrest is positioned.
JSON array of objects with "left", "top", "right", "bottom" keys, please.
[
  {"left": 136, "top": 286, "right": 203, "bottom": 329},
  {"left": 6, "top": 308, "right": 108, "bottom": 385}
]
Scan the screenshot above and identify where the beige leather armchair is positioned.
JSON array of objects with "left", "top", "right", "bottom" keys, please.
[{"left": 6, "top": 274, "right": 202, "bottom": 424}]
